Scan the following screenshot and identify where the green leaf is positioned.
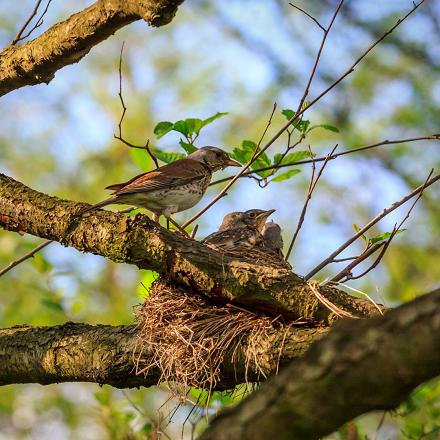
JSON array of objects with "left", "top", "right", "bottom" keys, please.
[
  {"left": 297, "top": 119, "right": 310, "bottom": 133},
  {"left": 153, "top": 121, "right": 173, "bottom": 139},
  {"left": 353, "top": 223, "right": 367, "bottom": 243},
  {"left": 179, "top": 139, "right": 198, "bottom": 154},
  {"left": 185, "top": 118, "right": 203, "bottom": 136},
  {"left": 40, "top": 297, "right": 64, "bottom": 312},
  {"left": 33, "top": 252, "right": 52, "bottom": 273},
  {"left": 273, "top": 150, "right": 313, "bottom": 165},
  {"left": 271, "top": 169, "right": 301, "bottom": 182},
  {"left": 369, "top": 229, "right": 406, "bottom": 244},
  {"left": 308, "top": 124, "right": 340, "bottom": 133},
  {"left": 200, "top": 112, "right": 228, "bottom": 130},
  {"left": 129, "top": 148, "right": 151, "bottom": 171},
  {"left": 281, "top": 109, "right": 295, "bottom": 120},
  {"left": 153, "top": 149, "right": 186, "bottom": 163},
  {"left": 141, "top": 423, "right": 153, "bottom": 435},
  {"left": 172, "top": 120, "right": 189, "bottom": 136},
  {"left": 94, "top": 391, "right": 110, "bottom": 406},
  {"left": 231, "top": 140, "right": 257, "bottom": 164}
]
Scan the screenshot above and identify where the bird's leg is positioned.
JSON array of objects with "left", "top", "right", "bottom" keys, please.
[
  {"left": 166, "top": 218, "right": 170, "bottom": 230},
  {"left": 167, "top": 216, "right": 190, "bottom": 238}
]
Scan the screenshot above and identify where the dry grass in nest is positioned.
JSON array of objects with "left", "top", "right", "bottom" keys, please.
[{"left": 133, "top": 281, "right": 282, "bottom": 391}]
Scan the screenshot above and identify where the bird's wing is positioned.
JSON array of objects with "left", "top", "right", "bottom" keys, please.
[{"left": 106, "top": 159, "right": 209, "bottom": 195}]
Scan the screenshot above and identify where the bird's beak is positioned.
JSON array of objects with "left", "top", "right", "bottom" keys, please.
[
  {"left": 256, "top": 209, "right": 276, "bottom": 229},
  {"left": 224, "top": 158, "right": 242, "bottom": 167}
]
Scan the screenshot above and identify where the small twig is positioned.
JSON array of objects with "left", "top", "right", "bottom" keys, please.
[
  {"left": 285, "top": 145, "right": 337, "bottom": 260},
  {"left": 257, "top": 103, "right": 277, "bottom": 147},
  {"left": 12, "top": 0, "right": 53, "bottom": 45},
  {"left": 190, "top": 224, "right": 199, "bottom": 239},
  {"left": 289, "top": 3, "right": 325, "bottom": 31},
  {"left": 329, "top": 242, "right": 385, "bottom": 283},
  {"left": 209, "top": 135, "right": 440, "bottom": 186},
  {"left": 114, "top": 43, "right": 159, "bottom": 169},
  {"left": 371, "top": 412, "right": 387, "bottom": 440},
  {"left": 305, "top": 170, "right": 439, "bottom": 280},
  {"left": 0, "top": 240, "right": 53, "bottom": 277}
]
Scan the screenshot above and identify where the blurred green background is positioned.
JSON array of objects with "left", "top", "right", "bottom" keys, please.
[{"left": 0, "top": 0, "right": 439, "bottom": 438}]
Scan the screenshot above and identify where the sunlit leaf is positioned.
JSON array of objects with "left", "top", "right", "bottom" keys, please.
[
  {"left": 153, "top": 149, "right": 186, "bottom": 163},
  {"left": 153, "top": 121, "right": 173, "bottom": 138},
  {"left": 200, "top": 112, "right": 228, "bottom": 130},
  {"left": 179, "top": 139, "right": 198, "bottom": 154},
  {"left": 281, "top": 109, "right": 295, "bottom": 120},
  {"left": 40, "top": 297, "right": 64, "bottom": 312},
  {"left": 173, "top": 120, "right": 189, "bottom": 136},
  {"left": 273, "top": 150, "right": 313, "bottom": 165},
  {"left": 271, "top": 169, "right": 301, "bottom": 182},
  {"left": 130, "top": 148, "right": 151, "bottom": 171},
  {"left": 94, "top": 391, "right": 110, "bottom": 406},
  {"left": 353, "top": 223, "right": 367, "bottom": 243},
  {"left": 308, "top": 124, "right": 340, "bottom": 133},
  {"left": 185, "top": 118, "right": 203, "bottom": 136},
  {"left": 369, "top": 229, "right": 406, "bottom": 244}
]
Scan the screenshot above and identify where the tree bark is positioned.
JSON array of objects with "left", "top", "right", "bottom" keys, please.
[
  {"left": 201, "top": 289, "right": 440, "bottom": 440},
  {"left": 0, "top": 0, "right": 184, "bottom": 97},
  {"left": 0, "top": 173, "right": 383, "bottom": 323},
  {"left": 0, "top": 322, "right": 328, "bottom": 389}
]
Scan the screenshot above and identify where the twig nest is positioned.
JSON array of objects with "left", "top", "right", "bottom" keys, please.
[{"left": 133, "top": 281, "right": 286, "bottom": 391}]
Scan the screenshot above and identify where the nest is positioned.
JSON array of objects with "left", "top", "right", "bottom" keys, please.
[{"left": 133, "top": 281, "right": 283, "bottom": 391}]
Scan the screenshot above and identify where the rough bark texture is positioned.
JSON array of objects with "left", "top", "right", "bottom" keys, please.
[
  {"left": 201, "top": 289, "right": 440, "bottom": 440},
  {"left": 0, "top": 0, "right": 184, "bottom": 96},
  {"left": 0, "top": 322, "right": 328, "bottom": 390},
  {"left": 0, "top": 173, "right": 383, "bottom": 323}
]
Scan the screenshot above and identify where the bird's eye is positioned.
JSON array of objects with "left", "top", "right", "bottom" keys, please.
[
  {"left": 249, "top": 212, "right": 256, "bottom": 218},
  {"left": 216, "top": 152, "right": 222, "bottom": 157}
]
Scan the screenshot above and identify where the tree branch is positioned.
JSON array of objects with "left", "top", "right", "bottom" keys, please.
[
  {"left": 0, "top": 0, "right": 184, "bottom": 97},
  {"left": 0, "top": 173, "right": 382, "bottom": 323},
  {"left": 0, "top": 321, "right": 328, "bottom": 389},
  {"left": 201, "top": 288, "right": 440, "bottom": 440}
]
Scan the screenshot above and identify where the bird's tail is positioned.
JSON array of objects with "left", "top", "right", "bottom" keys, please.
[{"left": 77, "top": 197, "right": 119, "bottom": 215}]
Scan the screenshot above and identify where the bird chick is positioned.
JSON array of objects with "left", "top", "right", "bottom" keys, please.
[
  {"left": 202, "top": 209, "right": 275, "bottom": 250},
  {"left": 262, "top": 221, "right": 284, "bottom": 258}
]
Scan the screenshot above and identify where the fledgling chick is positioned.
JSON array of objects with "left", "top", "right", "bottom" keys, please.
[
  {"left": 262, "top": 221, "right": 284, "bottom": 258},
  {"left": 202, "top": 209, "right": 275, "bottom": 250},
  {"left": 79, "top": 146, "right": 241, "bottom": 222}
]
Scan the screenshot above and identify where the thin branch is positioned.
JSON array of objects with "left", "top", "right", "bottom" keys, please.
[
  {"left": 289, "top": 3, "right": 325, "bottom": 32},
  {"left": 209, "top": 135, "right": 440, "bottom": 186},
  {"left": 113, "top": 43, "right": 159, "bottom": 169},
  {"left": 257, "top": 103, "right": 277, "bottom": 147},
  {"left": 329, "top": 242, "right": 385, "bottom": 283},
  {"left": 285, "top": 145, "right": 337, "bottom": 260},
  {"left": 0, "top": 240, "right": 52, "bottom": 277},
  {"left": 305, "top": 171, "right": 439, "bottom": 280},
  {"left": 11, "top": 0, "right": 48, "bottom": 45}
]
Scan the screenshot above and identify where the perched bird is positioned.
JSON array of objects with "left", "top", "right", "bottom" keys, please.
[
  {"left": 80, "top": 146, "right": 240, "bottom": 221},
  {"left": 262, "top": 221, "right": 284, "bottom": 258},
  {"left": 202, "top": 209, "right": 275, "bottom": 250}
]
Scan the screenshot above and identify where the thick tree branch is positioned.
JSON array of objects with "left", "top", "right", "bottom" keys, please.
[
  {"left": 201, "top": 289, "right": 440, "bottom": 440},
  {"left": 0, "top": 173, "right": 382, "bottom": 323},
  {"left": 0, "top": 0, "right": 184, "bottom": 97},
  {"left": 0, "top": 321, "right": 328, "bottom": 389}
]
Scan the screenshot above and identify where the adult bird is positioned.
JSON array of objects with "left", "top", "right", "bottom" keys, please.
[
  {"left": 202, "top": 209, "right": 275, "bottom": 250},
  {"left": 79, "top": 146, "right": 240, "bottom": 222}
]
